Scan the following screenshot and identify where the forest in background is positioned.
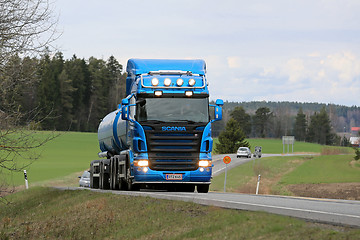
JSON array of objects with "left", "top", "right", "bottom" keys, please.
[
  {"left": 1, "top": 52, "right": 359, "bottom": 139},
  {"left": 1, "top": 52, "right": 127, "bottom": 132},
  {"left": 212, "top": 100, "right": 360, "bottom": 138}
]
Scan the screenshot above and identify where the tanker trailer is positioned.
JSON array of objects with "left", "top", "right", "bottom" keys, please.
[{"left": 90, "top": 59, "right": 223, "bottom": 192}]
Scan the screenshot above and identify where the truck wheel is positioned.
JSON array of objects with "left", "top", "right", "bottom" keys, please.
[
  {"left": 90, "top": 161, "right": 99, "bottom": 189},
  {"left": 197, "top": 184, "right": 209, "bottom": 193},
  {"left": 180, "top": 185, "right": 195, "bottom": 192},
  {"left": 112, "top": 157, "right": 119, "bottom": 190},
  {"left": 103, "top": 173, "right": 110, "bottom": 190},
  {"left": 109, "top": 158, "right": 113, "bottom": 190},
  {"left": 126, "top": 167, "right": 139, "bottom": 191},
  {"left": 99, "top": 161, "right": 110, "bottom": 190}
]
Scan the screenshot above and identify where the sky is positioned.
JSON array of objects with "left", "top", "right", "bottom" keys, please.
[{"left": 53, "top": 0, "right": 360, "bottom": 106}]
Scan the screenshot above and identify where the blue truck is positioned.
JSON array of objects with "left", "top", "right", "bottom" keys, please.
[{"left": 89, "top": 59, "right": 223, "bottom": 193}]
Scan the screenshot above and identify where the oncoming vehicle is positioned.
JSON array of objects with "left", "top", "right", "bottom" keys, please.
[
  {"left": 79, "top": 171, "right": 90, "bottom": 187},
  {"left": 237, "top": 147, "right": 251, "bottom": 158},
  {"left": 253, "top": 146, "right": 262, "bottom": 158}
]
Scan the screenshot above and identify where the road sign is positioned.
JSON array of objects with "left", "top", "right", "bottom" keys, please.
[
  {"left": 223, "top": 156, "right": 231, "bottom": 192},
  {"left": 282, "top": 136, "right": 295, "bottom": 153},
  {"left": 223, "top": 156, "right": 231, "bottom": 164}
]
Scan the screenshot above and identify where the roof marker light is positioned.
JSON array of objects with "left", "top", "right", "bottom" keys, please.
[
  {"left": 164, "top": 78, "right": 172, "bottom": 86},
  {"left": 176, "top": 78, "right": 184, "bottom": 86},
  {"left": 188, "top": 78, "right": 196, "bottom": 86},
  {"left": 151, "top": 78, "right": 159, "bottom": 86},
  {"left": 154, "top": 91, "right": 163, "bottom": 96}
]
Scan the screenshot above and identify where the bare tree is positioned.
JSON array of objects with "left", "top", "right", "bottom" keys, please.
[
  {"left": 0, "top": 0, "right": 59, "bottom": 199},
  {"left": 0, "top": 0, "right": 58, "bottom": 65}
]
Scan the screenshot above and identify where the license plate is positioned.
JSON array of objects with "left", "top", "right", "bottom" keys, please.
[{"left": 165, "top": 174, "right": 183, "bottom": 180}]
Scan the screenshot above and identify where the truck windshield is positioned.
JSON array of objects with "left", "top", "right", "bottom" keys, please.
[{"left": 136, "top": 97, "right": 209, "bottom": 123}]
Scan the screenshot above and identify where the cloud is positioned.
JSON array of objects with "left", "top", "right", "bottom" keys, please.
[{"left": 210, "top": 51, "right": 360, "bottom": 106}]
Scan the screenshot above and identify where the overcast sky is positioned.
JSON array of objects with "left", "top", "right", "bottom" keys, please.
[{"left": 54, "top": 0, "right": 360, "bottom": 106}]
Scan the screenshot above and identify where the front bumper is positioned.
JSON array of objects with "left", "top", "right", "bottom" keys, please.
[{"left": 132, "top": 166, "right": 212, "bottom": 184}]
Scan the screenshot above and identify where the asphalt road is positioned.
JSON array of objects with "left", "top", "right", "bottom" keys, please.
[
  {"left": 63, "top": 153, "right": 360, "bottom": 228},
  {"left": 212, "top": 153, "right": 293, "bottom": 176}
]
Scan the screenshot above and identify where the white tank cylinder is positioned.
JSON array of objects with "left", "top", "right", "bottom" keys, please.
[{"left": 97, "top": 109, "right": 128, "bottom": 154}]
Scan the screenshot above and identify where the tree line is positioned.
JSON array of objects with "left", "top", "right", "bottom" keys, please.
[
  {"left": 219, "top": 100, "right": 360, "bottom": 133},
  {"left": 215, "top": 106, "right": 341, "bottom": 153},
  {"left": 0, "top": 52, "right": 127, "bottom": 132}
]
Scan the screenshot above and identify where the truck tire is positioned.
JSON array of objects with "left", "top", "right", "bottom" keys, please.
[
  {"left": 99, "top": 160, "right": 110, "bottom": 190},
  {"left": 110, "top": 157, "right": 119, "bottom": 190},
  {"left": 175, "top": 184, "right": 195, "bottom": 192},
  {"left": 126, "top": 167, "right": 139, "bottom": 191},
  {"left": 184, "top": 185, "right": 195, "bottom": 192},
  {"left": 90, "top": 160, "right": 100, "bottom": 189},
  {"left": 197, "top": 184, "right": 209, "bottom": 193}
]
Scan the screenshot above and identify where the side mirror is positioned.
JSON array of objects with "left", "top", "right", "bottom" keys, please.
[
  {"left": 215, "top": 105, "right": 222, "bottom": 121},
  {"left": 122, "top": 98, "right": 129, "bottom": 106},
  {"left": 121, "top": 105, "right": 129, "bottom": 120},
  {"left": 209, "top": 99, "right": 223, "bottom": 122},
  {"left": 215, "top": 99, "right": 224, "bottom": 106}
]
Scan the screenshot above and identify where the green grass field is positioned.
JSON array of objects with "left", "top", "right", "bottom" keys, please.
[
  {"left": 2, "top": 131, "right": 98, "bottom": 186},
  {"left": 280, "top": 154, "right": 360, "bottom": 184},
  {"left": 213, "top": 138, "right": 352, "bottom": 154},
  {"left": 210, "top": 156, "right": 310, "bottom": 193},
  {"left": 1, "top": 187, "right": 359, "bottom": 239}
]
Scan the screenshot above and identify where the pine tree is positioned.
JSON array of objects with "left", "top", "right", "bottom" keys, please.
[
  {"left": 215, "top": 118, "right": 250, "bottom": 154},
  {"left": 253, "top": 107, "right": 272, "bottom": 138},
  {"left": 294, "top": 107, "right": 307, "bottom": 141},
  {"left": 106, "top": 56, "right": 125, "bottom": 109},
  {"left": 58, "top": 69, "right": 75, "bottom": 130},
  {"left": 306, "top": 107, "right": 335, "bottom": 145},
  {"left": 230, "top": 106, "right": 251, "bottom": 136}
]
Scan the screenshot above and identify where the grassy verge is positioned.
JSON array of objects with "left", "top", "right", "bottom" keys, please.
[
  {"left": 1, "top": 187, "right": 359, "bottom": 239},
  {"left": 279, "top": 154, "right": 360, "bottom": 184},
  {"left": 210, "top": 156, "right": 311, "bottom": 194},
  {"left": 211, "top": 154, "right": 360, "bottom": 196}
]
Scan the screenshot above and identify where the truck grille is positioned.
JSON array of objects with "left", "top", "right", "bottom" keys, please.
[{"left": 143, "top": 124, "right": 204, "bottom": 171}]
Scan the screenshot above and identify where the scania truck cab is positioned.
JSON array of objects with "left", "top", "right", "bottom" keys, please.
[{"left": 91, "top": 59, "right": 223, "bottom": 193}]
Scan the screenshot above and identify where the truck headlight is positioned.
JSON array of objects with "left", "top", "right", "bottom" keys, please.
[
  {"left": 199, "top": 160, "right": 211, "bottom": 167},
  {"left": 134, "top": 160, "right": 149, "bottom": 167}
]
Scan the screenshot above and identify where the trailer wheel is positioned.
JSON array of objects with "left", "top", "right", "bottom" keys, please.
[
  {"left": 197, "top": 184, "right": 209, "bottom": 193},
  {"left": 111, "top": 157, "right": 119, "bottom": 190},
  {"left": 109, "top": 158, "right": 114, "bottom": 190},
  {"left": 99, "top": 161, "right": 110, "bottom": 190},
  {"left": 90, "top": 160, "right": 99, "bottom": 189}
]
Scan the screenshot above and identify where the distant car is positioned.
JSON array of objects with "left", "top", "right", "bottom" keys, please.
[
  {"left": 253, "top": 146, "right": 262, "bottom": 158},
  {"left": 79, "top": 171, "right": 90, "bottom": 187},
  {"left": 237, "top": 147, "right": 251, "bottom": 158}
]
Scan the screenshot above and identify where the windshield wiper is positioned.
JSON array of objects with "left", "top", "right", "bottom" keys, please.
[
  {"left": 176, "top": 120, "right": 198, "bottom": 124},
  {"left": 140, "top": 120, "right": 165, "bottom": 124}
]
